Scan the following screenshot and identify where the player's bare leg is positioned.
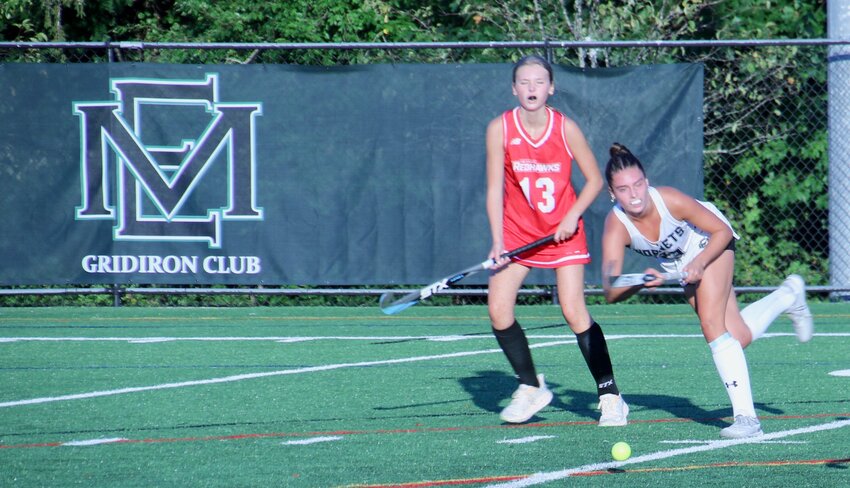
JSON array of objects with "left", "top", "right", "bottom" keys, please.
[
  {"left": 489, "top": 263, "right": 552, "bottom": 423},
  {"left": 557, "top": 265, "right": 628, "bottom": 426},
  {"left": 686, "top": 251, "right": 762, "bottom": 438}
]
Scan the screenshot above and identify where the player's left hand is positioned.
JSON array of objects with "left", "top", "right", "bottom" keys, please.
[{"left": 642, "top": 268, "right": 666, "bottom": 288}]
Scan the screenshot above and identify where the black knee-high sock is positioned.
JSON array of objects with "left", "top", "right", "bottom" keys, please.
[
  {"left": 575, "top": 321, "right": 619, "bottom": 396},
  {"left": 493, "top": 320, "right": 539, "bottom": 387}
]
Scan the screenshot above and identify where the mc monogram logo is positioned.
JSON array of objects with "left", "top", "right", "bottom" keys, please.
[{"left": 73, "top": 73, "right": 263, "bottom": 248}]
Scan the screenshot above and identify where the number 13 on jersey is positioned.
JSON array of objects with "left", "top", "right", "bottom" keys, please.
[{"left": 520, "top": 176, "right": 556, "bottom": 213}]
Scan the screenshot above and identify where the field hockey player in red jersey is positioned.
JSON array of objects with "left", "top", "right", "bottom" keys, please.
[
  {"left": 601, "top": 142, "right": 813, "bottom": 438},
  {"left": 485, "top": 54, "right": 628, "bottom": 427}
]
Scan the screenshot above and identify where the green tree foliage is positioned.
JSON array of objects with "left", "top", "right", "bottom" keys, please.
[
  {"left": 700, "top": 0, "right": 827, "bottom": 284},
  {"left": 2, "top": 1, "right": 475, "bottom": 64},
  {"left": 0, "top": 0, "right": 85, "bottom": 41}
]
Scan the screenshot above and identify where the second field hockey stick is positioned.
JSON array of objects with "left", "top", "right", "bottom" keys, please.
[
  {"left": 608, "top": 271, "right": 688, "bottom": 288},
  {"left": 379, "top": 234, "right": 556, "bottom": 315}
]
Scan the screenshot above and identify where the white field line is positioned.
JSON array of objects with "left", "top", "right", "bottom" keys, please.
[
  {"left": 0, "top": 340, "right": 574, "bottom": 408},
  {"left": 1, "top": 332, "right": 844, "bottom": 409},
  {"left": 1, "top": 332, "right": 847, "bottom": 344},
  {"left": 281, "top": 436, "right": 343, "bottom": 446},
  {"left": 62, "top": 437, "right": 127, "bottom": 446},
  {"left": 497, "top": 436, "right": 556, "bottom": 445},
  {"left": 0, "top": 335, "right": 573, "bottom": 343},
  {"left": 486, "top": 418, "right": 850, "bottom": 488},
  {"left": 659, "top": 439, "right": 808, "bottom": 445},
  {"left": 0, "top": 336, "right": 479, "bottom": 343}
]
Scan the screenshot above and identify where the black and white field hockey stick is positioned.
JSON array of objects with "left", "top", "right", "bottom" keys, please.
[
  {"left": 379, "top": 234, "right": 556, "bottom": 315},
  {"left": 608, "top": 271, "right": 688, "bottom": 288}
]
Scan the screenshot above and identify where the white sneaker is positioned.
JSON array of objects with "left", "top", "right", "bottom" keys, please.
[
  {"left": 720, "top": 415, "right": 763, "bottom": 439},
  {"left": 782, "top": 274, "right": 813, "bottom": 343},
  {"left": 598, "top": 394, "right": 629, "bottom": 427},
  {"left": 499, "top": 374, "right": 553, "bottom": 423}
]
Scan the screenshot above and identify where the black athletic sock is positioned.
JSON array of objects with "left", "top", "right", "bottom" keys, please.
[
  {"left": 493, "top": 320, "right": 539, "bottom": 387},
  {"left": 575, "top": 321, "right": 619, "bottom": 396}
]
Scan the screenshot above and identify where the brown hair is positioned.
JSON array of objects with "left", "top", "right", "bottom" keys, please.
[
  {"left": 605, "top": 143, "right": 646, "bottom": 187},
  {"left": 512, "top": 54, "right": 553, "bottom": 83}
]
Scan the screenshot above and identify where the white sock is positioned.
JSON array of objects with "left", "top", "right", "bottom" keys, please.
[
  {"left": 710, "top": 333, "right": 756, "bottom": 418},
  {"left": 740, "top": 284, "right": 796, "bottom": 341}
]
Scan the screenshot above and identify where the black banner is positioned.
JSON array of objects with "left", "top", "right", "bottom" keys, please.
[{"left": 0, "top": 62, "right": 702, "bottom": 286}]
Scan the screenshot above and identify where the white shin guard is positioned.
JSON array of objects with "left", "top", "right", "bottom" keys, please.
[
  {"left": 740, "top": 284, "right": 795, "bottom": 341},
  {"left": 710, "top": 333, "right": 757, "bottom": 418}
]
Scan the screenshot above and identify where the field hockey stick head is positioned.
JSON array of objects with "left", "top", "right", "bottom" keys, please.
[
  {"left": 379, "top": 292, "right": 419, "bottom": 315},
  {"left": 608, "top": 273, "right": 649, "bottom": 287}
]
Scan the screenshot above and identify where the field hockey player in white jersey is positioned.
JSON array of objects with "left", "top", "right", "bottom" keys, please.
[
  {"left": 485, "top": 55, "right": 628, "bottom": 427},
  {"left": 600, "top": 142, "right": 813, "bottom": 439}
]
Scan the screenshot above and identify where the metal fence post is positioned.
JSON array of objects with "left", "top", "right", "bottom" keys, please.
[
  {"left": 829, "top": 1, "right": 850, "bottom": 299},
  {"left": 111, "top": 285, "right": 122, "bottom": 307}
]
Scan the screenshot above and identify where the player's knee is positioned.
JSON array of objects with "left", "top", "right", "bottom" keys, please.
[
  {"left": 699, "top": 320, "right": 726, "bottom": 338},
  {"left": 490, "top": 316, "right": 516, "bottom": 330},
  {"left": 561, "top": 309, "right": 591, "bottom": 332},
  {"left": 488, "top": 305, "right": 514, "bottom": 329}
]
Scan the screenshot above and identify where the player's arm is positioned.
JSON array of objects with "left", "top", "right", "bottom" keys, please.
[
  {"left": 485, "top": 116, "right": 508, "bottom": 266},
  {"left": 658, "top": 186, "right": 733, "bottom": 284},
  {"left": 560, "top": 117, "right": 603, "bottom": 242},
  {"left": 601, "top": 211, "right": 647, "bottom": 303}
]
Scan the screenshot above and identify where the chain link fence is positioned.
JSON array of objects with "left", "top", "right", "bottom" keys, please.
[{"left": 0, "top": 40, "right": 845, "bottom": 305}]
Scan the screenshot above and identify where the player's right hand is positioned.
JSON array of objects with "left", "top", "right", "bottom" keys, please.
[{"left": 488, "top": 243, "right": 510, "bottom": 269}]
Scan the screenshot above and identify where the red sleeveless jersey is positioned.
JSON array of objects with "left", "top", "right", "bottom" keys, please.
[{"left": 501, "top": 106, "right": 590, "bottom": 268}]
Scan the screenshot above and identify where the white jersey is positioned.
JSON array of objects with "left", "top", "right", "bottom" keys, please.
[{"left": 612, "top": 186, "right": 739, "bottom": 274}]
